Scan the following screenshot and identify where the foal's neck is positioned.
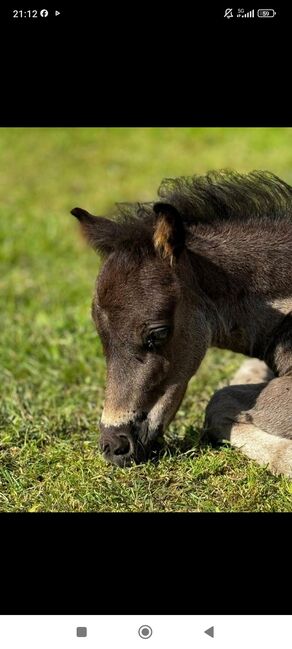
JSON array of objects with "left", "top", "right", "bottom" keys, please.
[{"left": 188, "top": 219, "right": 292, "bottom": 358}]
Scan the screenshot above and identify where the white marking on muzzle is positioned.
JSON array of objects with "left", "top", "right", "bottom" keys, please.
[{"left": 101, "top": 409, "right": 135, "bottom": 428}]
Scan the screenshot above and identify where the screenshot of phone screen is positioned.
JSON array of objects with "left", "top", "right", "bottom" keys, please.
[{"left": 0, "top": 5, "right": 291, "bottom": 648}]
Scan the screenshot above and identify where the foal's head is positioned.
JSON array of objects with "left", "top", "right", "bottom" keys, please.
[{"left": 71, "top": 202, "right": 209, "bottom": 466}]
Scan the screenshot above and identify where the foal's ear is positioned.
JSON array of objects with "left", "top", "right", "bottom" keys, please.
[
  {"left": 153, "top": 202, "right": 185, "bottom": 265},
  {"left": 71, "top": 207, "right": 119, "bottom": 255}
]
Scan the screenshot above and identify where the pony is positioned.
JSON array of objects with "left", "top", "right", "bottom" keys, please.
[{"left": 71, "top": 170, "right": 292, "bottom": 476}]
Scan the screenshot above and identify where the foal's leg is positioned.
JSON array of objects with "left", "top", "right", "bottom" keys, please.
[
  {"left": 204, "top": 359, "right": 292, "bottom": 477},
  {"left": 229, "top": 358, "right": 274, "bottom": 385}
]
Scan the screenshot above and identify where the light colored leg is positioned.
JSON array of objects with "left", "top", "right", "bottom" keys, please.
[
  {"left": 218, "top": 422, "right": 292, "bottom": 477},
  {"left": 204, "top": 358, "right": 292, "bottom": 477},
  {"left": 229, "top": 358, "right": 274, "bottom": 386}
]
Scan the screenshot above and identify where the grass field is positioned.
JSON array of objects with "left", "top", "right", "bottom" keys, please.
[{"left": 1, "top": 127, "right": 292, "bottom": 512}]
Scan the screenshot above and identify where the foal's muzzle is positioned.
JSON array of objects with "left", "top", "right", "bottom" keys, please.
[
  {"left": 99, "top": 418, "right": 161, "bottom": 467},
  {"left": 100, "top": 425, "right": 136, "bottom": 467}
]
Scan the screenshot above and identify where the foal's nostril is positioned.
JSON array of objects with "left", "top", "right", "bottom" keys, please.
[{"left": 113, "top": 434, "right": 131, "bottom": 456}]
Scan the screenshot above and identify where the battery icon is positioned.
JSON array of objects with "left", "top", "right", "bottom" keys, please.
[{"left": 257, "top": 9, "right": 276, "bottom": 17}]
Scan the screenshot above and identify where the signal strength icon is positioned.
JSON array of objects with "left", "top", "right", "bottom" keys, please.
[{"left": 241, "top": 9, "right": 255, "bottom": 17}]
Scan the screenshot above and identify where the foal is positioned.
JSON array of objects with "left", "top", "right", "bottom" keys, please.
[{"left": 71, "top": 171, "right": 292, "bottom": 476}]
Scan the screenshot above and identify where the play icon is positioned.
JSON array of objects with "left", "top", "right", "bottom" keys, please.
[{"left": 204, "top": 626, "right": 214, "bottom": 638}]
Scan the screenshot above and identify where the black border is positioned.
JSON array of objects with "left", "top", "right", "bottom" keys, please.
[
  {"left": 1, "top": 513, "right": 291, "bottom": 614},
  {"left": 1, "top": 5, "right": 291, "bottom": 125}
]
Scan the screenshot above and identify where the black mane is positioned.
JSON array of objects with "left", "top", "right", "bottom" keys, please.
[
  {"left": 157, "top": 170, "right": 292, "bottom": 224},
  {"left": 115, "top": 170, "right": 292, "bottom": 228},
  {"left": 91, "top": 171, "right": 292, "bottom": 258}
]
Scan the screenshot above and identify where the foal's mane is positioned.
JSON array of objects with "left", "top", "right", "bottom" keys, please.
[
  {"left": 156, "top": 170, "right": 292, "bottom": 224},
  {"left": 101, "top": 171, "right": 292, "bottom": 256},
  {"left": 120, "top": 170, "right": 292, "bottom": 222}
]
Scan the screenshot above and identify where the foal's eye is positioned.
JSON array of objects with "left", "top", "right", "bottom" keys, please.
[{"left": 144, "top": 326, "right": 170, "bottom": 351}]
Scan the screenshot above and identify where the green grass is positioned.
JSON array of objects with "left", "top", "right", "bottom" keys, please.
[{"left": 1, "top": 126, "right": 292, "bottom": 512}]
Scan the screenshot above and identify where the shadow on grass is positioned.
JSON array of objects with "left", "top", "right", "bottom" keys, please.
[{"left": 148, "top": 425, "right": 213, "bottom": 463}]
